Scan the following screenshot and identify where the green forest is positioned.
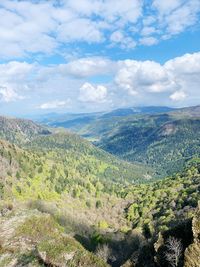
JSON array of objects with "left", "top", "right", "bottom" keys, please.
[{"left": 0, "top": 108, "right": 200, "bottom": 267}]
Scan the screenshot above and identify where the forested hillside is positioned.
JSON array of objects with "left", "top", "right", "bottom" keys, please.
[
  {"left": 0, "top": 114, "right": 200, "bottom": 267},
  {"left": 99, "top": 117, "right": 200, "bottom": 176},
  {"left": 36, "top": 106, "right": 175, "bottom": 134},
  {"left": 37, "top": 106, "right": 200, "bottom": 177},
  {"left": 0, "top": 116, "right": 51, "bottom": 145},
  {"left": 0, "top": 136, "right": 152, "bottom": 202}
]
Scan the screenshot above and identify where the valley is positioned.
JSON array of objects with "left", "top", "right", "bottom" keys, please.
[
  {"left": 0, "top": 106, "right": 200, "bottom": 267},
  {"left": 37, "top": 105, "right": 200, "bottom": 177}
]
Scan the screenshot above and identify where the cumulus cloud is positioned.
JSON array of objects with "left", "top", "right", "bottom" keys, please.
[
  {"left": 165, "top": 52, "right": 200, "bottom": 74},
  {"left": 115, "top": 60, "right": 178, "bottom": 95},
  {"left": 166, "top": 1, "right": 200, "bottom": 35},
  {"left": 0, "top": 86, "right": 24, "bottom": 102},
  {"left": 0, "top": 61, "right": 33, "bottom": 82},
  {"left": 38, "top": 100, "right": 70, "bottom": 110},
  {"left": 170, "top": 90, "right": 187, "bottom": 101},
  {"left": 63, "top": 57, "right": 114, "bottom": 78},
  {"left": 0, "top": 52, "right": 200, "bottom": 112},
  {"left": 115, "top": 52, "right": 200, "bottom": 105},
  {"left": 79, "top": 82, "right": 108, "bottom": 103},
  {"left": 0, "top": 61, "right": 33, "bottom": 103},
  {"left": 110, "top": 31, "right": 136, "bottom": 49}
]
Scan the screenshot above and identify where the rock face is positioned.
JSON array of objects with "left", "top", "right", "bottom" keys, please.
[
  {"left": 0, "top": 207, "right": 108, "bottom": 267},
  {"left": 184, "top": 203, "right": 200, "bottom": 267}
]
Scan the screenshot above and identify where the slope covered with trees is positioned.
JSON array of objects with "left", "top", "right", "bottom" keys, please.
[
  {"left": 0, "top": 115, "right": 51, "bottom": 145},
  {"left": 69, "top": 106, "right": 199, "bottom": 177},
  {"left": 99, "top": 116, "right": 200, "bottom": 176},
  {"left": 0, "top": 138, "right": 153, "bottom": 205},
  {"left": 37, "top": 106, "right": 200, "bottom": 177},
  {"left": 0, "top": 140, "right": 199, "bottom": 266},
  {"left": 0, "top": 113, "right": 200, "bottom": 267}
]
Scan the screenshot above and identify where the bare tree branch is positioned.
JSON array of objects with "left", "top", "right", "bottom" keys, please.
[{"left": 165, "top": 236, "right": 183, "bottom": 267}]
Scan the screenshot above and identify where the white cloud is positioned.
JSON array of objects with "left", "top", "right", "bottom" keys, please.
[
  {"left": 115, "top": 61, "right": 138, "bottom": 96},
  {"left": 142, "top": 16, "right": 156, "bottom": 26},
  {"left": 38, "top": 100, "right": 70, "bottom": 110},
  {"left": 0, "top": 1, "right": 58, "bottom": 58},
  {"left": 101, "top": 0, "right": 142, "bottom": 24},
  {"left": 79, "top": 82, "right": 108, "bottom": 103},
  {"left": 110, "top": 31, "right": 136, "bottom": 49},
  {"left": 115, "top": 52, "right": 200, "bottom": 105},
  {"left": 0, "top": 61, "right": 33, "bottom": 81},
  {"left": 166, "top": 1, "right": 200, "bottom": 35},
  {"left": 140, "top": 37, "right": 158, "bottom": 46},
  {"left": 152, "top": 0, "right": 183, "bottom": 15},
  {"left": 0, "top": 85, "right": 24, "bottom": 102},
  {"left": 141, "top": 26, "right": 156, "bottom": 36},
  {"left": 115, "top": 60, "right": 177, "bottom": 95},
  {"left": 0, "top": 0, "right": 143, "bottom": 58},
  {"left": 110, "top": 31, "right": 124, "bottom": 43},
  {"left": 0, "top": 61, "right": 33, "bottom": 103},
  {"left": 153, "top": 0, "right": 200, "bottom": 37},
  {"left": 57, "top": 18, "right": 103, "bottom": 43},
  {"left": 63, "top": 57, "right": 114, "bottom": 78},
  {"left": 0, "top": 52, "right": 200, "bottom": 111},
  {"left": 170, "top": 90, "right": 187, "bottom": 101},
  {"left": 0, "top": 0, "right": 199, "bottom": 58},
  {"left": 165, "top": 52, "right": 200, "bottom": 74},
  {"left": 67, "top": 0, "right": 142, "bottom": 24}
]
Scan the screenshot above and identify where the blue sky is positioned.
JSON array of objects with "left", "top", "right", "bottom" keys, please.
[{"left": 0, "top": 0, "right": 200, "bottom": 116}]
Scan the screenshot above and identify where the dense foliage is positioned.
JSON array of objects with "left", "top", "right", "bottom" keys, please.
[
  {"left": 122, "top": 159, "right": 200, "bottom": 233},
  {"left": 0, "top": 133, "right": 153, "bottom": 202},
  {"left": 39, "top": 106, "right": 200, "bottom": 177},
  {"left": 0, "top": 112, "right": 200, "bottom": 267},
  {"left": 99, "top": 117, "right": 200, "bottom": 176}
]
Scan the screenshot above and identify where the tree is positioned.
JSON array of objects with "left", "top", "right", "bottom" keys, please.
[{"left": 165, "top": 237, "right": 183, "bottom": 267}]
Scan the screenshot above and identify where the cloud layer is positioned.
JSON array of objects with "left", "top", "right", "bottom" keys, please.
[
  {"left": 0, "top": 0, "right": 199, "bottom": 58},
  {"left": 0, "top": 52, "right": 199, "bottom": 113},
  {"left": 0, "top": 1, "right": 199, "bottom": 115}
]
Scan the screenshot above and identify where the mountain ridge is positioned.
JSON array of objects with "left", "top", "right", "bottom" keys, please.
[{"left": 17, "top": 105, "right": 200, "bottom": 177}]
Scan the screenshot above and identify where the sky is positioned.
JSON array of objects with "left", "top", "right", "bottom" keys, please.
[{"left": 0, "top": 0, "right": 200, "bottom": 116}]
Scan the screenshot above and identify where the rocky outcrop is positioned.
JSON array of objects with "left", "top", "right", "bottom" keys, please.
[
  {"left": 0, "top": 208, "right": 109, "bottom": 267},
  {"left": 184, "top": 203, "right": 200, "bottom": 267}
]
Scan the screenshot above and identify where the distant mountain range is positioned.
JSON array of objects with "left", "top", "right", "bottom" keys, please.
[{"left": 33, "top": 106, "right": 175, "bottom": 130}]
